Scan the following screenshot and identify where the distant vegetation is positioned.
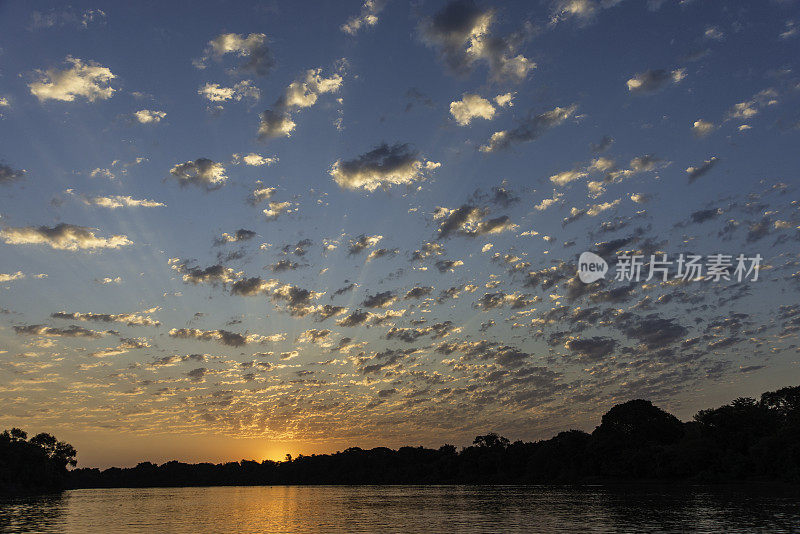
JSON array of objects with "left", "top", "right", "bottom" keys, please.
[
  {"left": 4, "top": 385, "right": 800, "bottom": 494},
  {"left": 0, "top": 428, "right": 76, "bottom": 494}
]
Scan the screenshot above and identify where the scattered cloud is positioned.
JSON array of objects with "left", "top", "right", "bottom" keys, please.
[
  {"left": 169, "top": 159, "right": 228, "bottom": 191},
  {"left": 28, "top": 56, "right": 115, "bottom": 102},
  {"left": 0, "top": 223, "right": 131, "bottom": 251},
  {"left": 330, "top": 143, "right": 440, "bottom": 191},
  {"left": 480, "top": 105, "right": 577, "bottom": 152}
]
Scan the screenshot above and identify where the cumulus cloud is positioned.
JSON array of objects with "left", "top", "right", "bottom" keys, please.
[
  {"left": 420, "top": 0, "right": 535, "bottom": 82},
  {"left": 626, "top": 68, "right": 686, "bottom": 93},
  {"left": 28, "top": 56, "right": 115, "bottom": 102},
  {"left": 434, "top": 205, "right": 517, "bottom": 239},
  {"left": 450, "top": 94, "right": 496, "bottom": 125},
  {"left": 362, "top": 291, "right": 397, "bottom": 308},
  {"left": 263, "top": 201, "right": 296, "bottom": 220},
  {"left": 232, "top": 153, "right": 277, "bottom": 166},
  {"left": 691, "top": 119, "right": 714, "bottom": 137},
  {"left": 0, "top": 271, "right": 26, "bottom": 282},
  {"left": 169, "top": 327, "right": 281, "bottom": 347},
  {"left": 198, "top": 81, "right": 260, "bottom": 103},
  {"left": 14, "top": 324, "right": 108, "bottom": 338},
  {"left": 480, "top": 104, "right": 577, "bottom": 152},
  {"left": 348, "top": 234, "right": 383, "bottom": 255},
  {"left": 170, "top": 260, "right": 240, "bottom": 285},
  {"left": 564, "top": 336, "right": 616, "bottom": 361},
  {"left": 257, "top": 110, "right": 297, "bottom": 139},
  {"left": 341, "top": 0, "right": 386, "bottom": 35},
  {"left": 330, "top": 143, "right": 440, "bottom": 191},
  {"left": 249, "top": 184, "right": 277, "bottom": 205},
  {"left": 169, "top": 158, "right": 228, "bottom": 191},
  {"left": 197, "top": 33, "right": 275, "bottom": 76},
  {"left": 69, "top": 190, "right": 165, "bottom": 209},
  {"left": 214, "top": 229, "right": 256, "bottom": 246},
  {"left": 133, "top": 110, "right": 166, "bottom": 124},
  {"left": 52, "top": 308, "right": 160, "bottom": 327},
  {"left": 258, "top": 68, "right": 343, "bottom": 140},
  {"left": 89, "top": 338, "right": 150, "bottom": 358},
  {"left": 686, "top": 156, "right": 719, "bottom": 183},
  {"left": 0, "top": 163, "right": 26, "bottom": 185},
  {"left": 0, "top": 223, "right": 131, "bottom": 251}
]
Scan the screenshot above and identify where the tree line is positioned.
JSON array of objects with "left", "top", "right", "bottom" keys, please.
[{"left": 3, "top": 384, "right": 799, "bottom": 493}]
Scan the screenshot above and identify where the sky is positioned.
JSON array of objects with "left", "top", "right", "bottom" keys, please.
[{"left": 0, "top": 0, "right": 799, "bottom": 468}]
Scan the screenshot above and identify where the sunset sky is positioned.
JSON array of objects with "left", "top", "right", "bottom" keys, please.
[{"left": 1, "top": 0, "right": 799, "bottom": 468}]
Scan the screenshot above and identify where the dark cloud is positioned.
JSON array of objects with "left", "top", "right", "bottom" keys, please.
[
  {"left": 687, "top": 156, "right": 719, "bottom": 183},
  {"left": 14, "top": 324, "right": 106, "bottom": 338},
  {"left": 0, "top": 163, "right": 26, "bottom": 185},
  {"left": 622, "top": 315, "right": 689, "bottom": 349},
  {"left": 330, "top": 143, "right": 439, "bottom": 191},
  {"left": 362, "top": 291, "right": 396, "bottom": 308},
  {"left": 479, "top": 105, "right": 577, "bottom": 152},
  {"left": 565, "top": 337, "right": 617, "bottom": 361},
  {"left": 419, "top": 0, "right": 534, "bottom": 82},
  {"left": 405, "top": 286, "right": 434, "bottom": 299}
]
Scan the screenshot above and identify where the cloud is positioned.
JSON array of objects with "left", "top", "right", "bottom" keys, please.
[
  {"left": 480, "top": 104, "right": 577, "bottom": 152},
  {"left": 686, "top": 156, "right": 719, "bottom": 183},
  {"left": 405, "top": 286, "right": 434, "bottom": 299},
  {"left": 257, "top": 110, "right": 297, "bottom": 139},
  {"left": 258, "top": 68, "right": 343, "bottom": 140},
  {"left": 263, "top": 201, "right": 296, "bottom": 220},
  {"left": 14, "top": 324, "right": 108, "bottom": 338},
  {"left": 475, "top": 292, "right": 533, "bottom": 310},
  {"left": 626, "top": 68, "right": 686, "bottom": 93},
  {"left": 169, "top": 328, "right": 282, "bottom": 347},
  {"left": 249, "top": 184, "right": 277, "bottom": 205},
  {"left": 348, "top": 234, "right": 383, "bottom": 255},
  {"left": 450, "top": 94, "right": 496, "bottom": 125},
  {"left": 170, "top": 260, "right": 240, "bottom": 285},
  {"left": 0, "top": 163, "right": 26, "bottom": 185},
  {"left": 214, "top": 229, "right": 256, "bottom": 246},
  {"left": 70, "top": 191, "right": 165, "bottom": 209},
  {"left": 198, "top": 81, "right": 260, "bottom": 103},
  {"left": 419, "top": 0, "right": 535, "bottom": 82},
  {"left": 341, "top": 0, "right": 386, "bottom": 35},
  {"left": 330, "top": 143, "right": 440, "bottom": 191},
  {"left": 169, "top": 159, "right": 228, "bottom": 191},
  {"left": 691, "top": 119, "right": 714, "bottom": 137},
  {"left": 232, "top": 153, "right": 277, "bottom": 166},
  {"left": 29, "top": 8, "right": 106, "bottom": 30},
  {"left": 0, "top": 271, "right": 26, "bottom": 282},
  {"left": 550, "top": 0, "right": 598, "bottom": 24},
  {"left": 434, "top": 205, "right": 518, "bottom": 239},
  {"left": 362, "top": 291, "right": 397, "bottom": 308},
  {"left": 28, "top": 56, "right": 115, "bottom": 102},
  {"left": 366, "top": 248, "right": 399, "bottom": 262},
  {"left": 564, "top": 336, "right": 616, "bottom": 361},
  {"left": 435, "top": 259, "right": 464, "bottom": 272},
  {"left": 89, "top": 338, "right": 150, "bottom": 358},
  {"left": 0, "top": 223, "right": 131, "bottom": 251},
  {"left": 52, "top": 309, "right": 160, "bottom": 327},
  {"left": 134, "top": 110, "right": 166, "bottom": 124},
  {"left": 494, "top": 92, "right": 515, "bottom": 107},
  {"left": 412, "top": 242, "right": 445, "bottom": 261},
  {"left": 197, "top": 33, "right": 275, "bottom": 76},
  {"left": 622, "top": 315, "right": 688, "bottom": 349}
]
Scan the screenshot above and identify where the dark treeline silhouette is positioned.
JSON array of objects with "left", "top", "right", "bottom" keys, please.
[
  {"left": 0, "top": 428, "right": 77, "bottom": 494},
  {"left": 64, "top": 385, "right": 800, "bottom": 488}
]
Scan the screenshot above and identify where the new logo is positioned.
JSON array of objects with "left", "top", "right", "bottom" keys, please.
[{"left": 578, "top": 251, "right": 608, "bottom": 283}]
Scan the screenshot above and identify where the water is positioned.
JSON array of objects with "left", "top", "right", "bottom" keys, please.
[{"left": 1, "top": 485, "right": 799, "bottom": 533}]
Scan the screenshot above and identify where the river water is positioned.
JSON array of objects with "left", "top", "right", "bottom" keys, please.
[{"left": 2, "top": 485, "right": 799, "bottom": 533}]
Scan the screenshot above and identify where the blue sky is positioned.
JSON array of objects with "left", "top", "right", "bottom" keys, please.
[{"left": 1, "top": 0, "right": 799, "bottom": 467}]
